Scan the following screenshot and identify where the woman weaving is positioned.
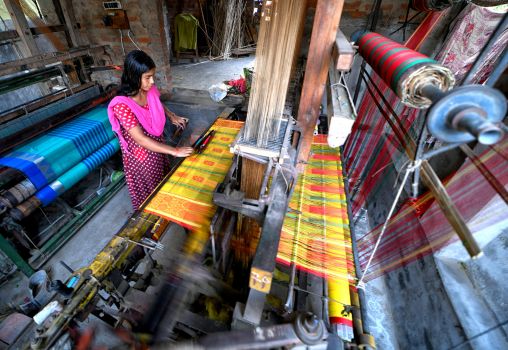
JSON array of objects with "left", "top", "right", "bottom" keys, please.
[{"left": 108, "top": 50, "right": 193, "bottom": 210}]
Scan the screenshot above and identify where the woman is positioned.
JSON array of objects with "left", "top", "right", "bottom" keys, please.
[{"left": 108, "top": 50, "right": 193, "bottom": 210}]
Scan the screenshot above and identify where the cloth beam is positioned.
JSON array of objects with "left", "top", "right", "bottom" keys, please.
[{"left": 0, "top": 106, "right": 113, "bottom": 190}]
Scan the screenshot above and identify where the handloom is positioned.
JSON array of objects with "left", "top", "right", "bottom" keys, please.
[{"left": 277, "top": 135, "right": 355, "bottom": 341}]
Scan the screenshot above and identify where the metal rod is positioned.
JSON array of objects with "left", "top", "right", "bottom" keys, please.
[
  {"left": 419, "top": 84, "right": 445, "bottom": 102},
  {"left": 462, "top": 12, "right": 508, "bottom": 85},
  {"left": 422, "top": 142, "right": 462, "bottom": 160},
  {"left": 412, "top": 116, "right": 429, "bottom": 197}
]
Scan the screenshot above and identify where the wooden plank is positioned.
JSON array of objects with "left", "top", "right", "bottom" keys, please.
[
  {"left": 4, "top": 0, "right": 39, "bottom": 56},
  {"left": 332, "top": 29, "right": 354, "bottom": 71},
  {"left": 296, "top": 0, "right": 344, "bottom": 167}
]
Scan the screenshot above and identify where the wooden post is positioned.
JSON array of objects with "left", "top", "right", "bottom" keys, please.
[
  {"left": 4, "top": 0, "right": 39, "bottom": 56},
  {"left": 58, "top": 0, "right": 83, "bottom": 47},
  {"left": 157, "top": 0, "right": 173, "bottom": 92},
  {"left": 296, "top": 0, "right": 344, "bottom": 167},
  {"left": 420, "top": 161, "right": 481, "bottom": 257}
]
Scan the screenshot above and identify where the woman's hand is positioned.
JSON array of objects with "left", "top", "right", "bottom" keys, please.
[
  {"left": 172, "top": 146, "right": 194, "bottom": 157},
  {"left": 170, "top": 113, "right": 188, "bottom": 129}
]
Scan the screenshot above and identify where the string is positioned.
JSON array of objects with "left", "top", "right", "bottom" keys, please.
[
  {"left": 244, "top": 0, "right": 306, "bottom": 147},
  {"left": 357, "top": 160, "right": 421, "bottom": 289}
]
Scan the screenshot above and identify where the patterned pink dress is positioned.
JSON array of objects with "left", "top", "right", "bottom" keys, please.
[{"left": 113, "top": 102, "right": 170, "bottom": 210}]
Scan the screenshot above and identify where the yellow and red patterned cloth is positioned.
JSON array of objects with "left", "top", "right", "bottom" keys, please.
[
  {"left": 276, "top": 134, "right": 355, "bottom": 340},
  {"left": 143, "top": 119, "right": 244, "bottom": 231}
]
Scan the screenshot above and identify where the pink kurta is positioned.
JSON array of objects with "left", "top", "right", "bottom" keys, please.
[{"left": 113, "top": 102, "right": 169, "bottom": 210}]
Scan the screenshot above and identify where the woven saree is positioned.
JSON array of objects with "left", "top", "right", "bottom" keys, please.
[{"left": 277, "top": 134, "right": 355, "bottom": 340}]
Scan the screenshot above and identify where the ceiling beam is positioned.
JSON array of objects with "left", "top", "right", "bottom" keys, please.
[{"left": 4, "top": 0, "right": 40, "bottom": 56}]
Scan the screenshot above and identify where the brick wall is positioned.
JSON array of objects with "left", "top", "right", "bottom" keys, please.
[
  {"left": 341, "top": 0, "right": 410, "bottom": 38},
  {"left": 65, "top": 0, "right": 173, "bottom": 93},
  {"left": 36, "top": 0, "right": 411, "bottom": 93}
]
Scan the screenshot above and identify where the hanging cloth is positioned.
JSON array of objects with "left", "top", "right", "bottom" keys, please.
[{"left": 174, "top": 13, "right": 199, "bottom": 50}]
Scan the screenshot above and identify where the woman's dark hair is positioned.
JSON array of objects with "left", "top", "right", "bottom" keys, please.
[{"left": 119, "top": 50, "right": 156, "bottom": 96}]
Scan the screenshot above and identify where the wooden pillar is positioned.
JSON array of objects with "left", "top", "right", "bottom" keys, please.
[
  {"left": 4, "top": 0, "right": 39, "bottom": 56},
  {"left": 296, "top": 0, "right": 344, "bottom": 167},
  {"left": 157, "top": 0, "right": 172, "bottom": 92}
]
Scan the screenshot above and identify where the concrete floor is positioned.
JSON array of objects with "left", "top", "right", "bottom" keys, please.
[{"left": 170, "top": 56, "right": 255, "bottom": 91}]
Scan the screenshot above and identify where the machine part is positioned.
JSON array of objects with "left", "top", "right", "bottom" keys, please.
[
  {"left": 213, "top": 182, "right": 267, "bottom": 224},
  {"left": 293, "top": 313, "right": 325, "bottom": 345},
  {"left": 0, "top": 179, "right": 37, "bottom": 210},
  {"left": 167, "top": 313, "right": 326, "bottom": 350},
  {"left": 233, "top": 118, "right": 294, "bottom": 158},
  {"left": 18, "top": 270, "right": 54, "bottom": 316},
  {"left": 332, "top": 30, "right": 355, "bottom": 71},
  {"left": 234, "top": 162, "right": 297, "bottom": 327},
  {"left": 29, "top": 213, "right": 158, "bottom": 349},
  {"left": 33, "top": 301, "right": 62, "bottom": 325},
  {"left": 425, "top": 85, "right": 506, "bottom": 145},
  {"left": 421, "top": 161, "right": 482, "bottom": 257},
  {"left": 30, "top": 275, "right": 100, "bottom": 349},
  {"left": 0, "top": 66, "right": 63, "bottom": 95},
  {"left": 27, "top": 172, "right": 125, "bottom": 270}
]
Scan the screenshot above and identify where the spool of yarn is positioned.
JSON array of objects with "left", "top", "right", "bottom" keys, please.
[{"left": 353, "top": 31, "right": 455, "bottom": 108}]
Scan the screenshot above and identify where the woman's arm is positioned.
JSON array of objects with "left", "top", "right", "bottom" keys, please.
[
  {"left": 163, "top": 105, "right": 188, "bottom": 129},
  {"left": 128, "top": 125, "right": 193, "bottom": 157}
]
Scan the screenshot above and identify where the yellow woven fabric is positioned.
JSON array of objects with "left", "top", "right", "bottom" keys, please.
[{"left": 143, "top": 119, "right": 243, "bottom": 231}]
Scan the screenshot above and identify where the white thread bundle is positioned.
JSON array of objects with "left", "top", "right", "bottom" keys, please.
[{"left": 244, "top": 0, "right": 306, "bottom": 147}]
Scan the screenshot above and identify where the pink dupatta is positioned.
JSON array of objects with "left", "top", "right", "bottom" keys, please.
[{"left": 107, "top": 86, "right": 166, "bottom": 151}]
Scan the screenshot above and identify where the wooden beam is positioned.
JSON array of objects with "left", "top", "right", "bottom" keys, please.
[
  {"left": 296, "top": 0, "right": 344, "bottom": 167},
  {"left": 4, "top": 0, "right": 39, "bottom": 56},
  {"left": 0, "top": 45, "right": 107, "bottom": 76},
  {"left": 332, "top": 29, "right": 355, "bottom": 71},
  {"left": 157, "top": 0, "right": 172, "bottom": 92},
  {"left": 0, "top": 25, "right": 67, "bottom": 42}
]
